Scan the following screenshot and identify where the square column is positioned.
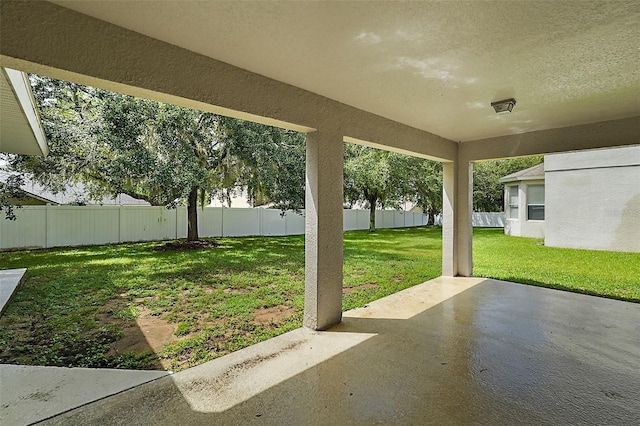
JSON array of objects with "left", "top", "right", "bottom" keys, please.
[
  {"left": 442, "top": 159, "right": 473, "bottom": 277},
  {"left": 304, "top": 130, "right": 344, "bottom": 330}
]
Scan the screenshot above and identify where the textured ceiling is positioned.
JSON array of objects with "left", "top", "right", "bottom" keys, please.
[{"left": 53, "top": 1, "right": 640, "bottom": 141}]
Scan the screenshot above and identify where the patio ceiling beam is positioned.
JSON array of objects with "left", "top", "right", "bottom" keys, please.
[{"left": 460, "top": 116, "right": 640, "bottom": 162}]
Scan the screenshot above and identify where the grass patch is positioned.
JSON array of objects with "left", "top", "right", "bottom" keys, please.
[
  {"left": 0, "top": 227, "right": 442, "bottom": 371},
  {"left": 473, "top": 228, "right": 640, "bottom": 302}
]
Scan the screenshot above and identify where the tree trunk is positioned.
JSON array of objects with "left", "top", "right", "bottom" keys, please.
[
  {"left": 187, "top": 186, "right": 199, "bottom": 241},
  {"left": 427, "top": 206, "right": 434, "bottom": 226},
  {"left": 368, "top": 198, "right": 377, "bottom": 232}
]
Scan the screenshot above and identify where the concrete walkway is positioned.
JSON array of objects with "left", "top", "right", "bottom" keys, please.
[
  {"left": 0, "top": 365, "right": 169, "bottom": 425},
  {"left": 0, "top": 268, "right": 26, "bottom": 315},
  {"left": 21, "top": 277, "right": 638, "bottom": 425}
]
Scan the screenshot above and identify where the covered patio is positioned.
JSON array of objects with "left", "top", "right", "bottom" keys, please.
[{"left": 1, "top": 1, "right": 639, "bottom": 424}]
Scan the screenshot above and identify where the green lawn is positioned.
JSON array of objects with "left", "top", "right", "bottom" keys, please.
[
  {"left": 473, "top": 228, "right": 640, "bottom": 302},
  {"left": 0, "top": 227, "right": 442, "bottom": 371},
  {"left": 1, "top": 227, "right": 638, "bottom": 372}
]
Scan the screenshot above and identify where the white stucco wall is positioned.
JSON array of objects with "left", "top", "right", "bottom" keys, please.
[
  {"left": 503, "top": 180, "right": 546, "bottom": 239},
  {"left": 544, "top": 146, "right": 640, "bottom": 253}
]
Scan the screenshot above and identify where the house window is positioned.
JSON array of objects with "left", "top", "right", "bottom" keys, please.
[
  {"left": 527, "top": 184, "right": 544, "bottom": 220},
  {"left": 508, "top": 186, "right": 519, "bottom": 219}
]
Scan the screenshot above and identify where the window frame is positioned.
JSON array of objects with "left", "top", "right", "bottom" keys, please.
[
  {"left": 507, "top": 185, "right": 519, "bottom": 220},
  {"left": 526, "top": 184, "right": 545, "bottom": 221}
]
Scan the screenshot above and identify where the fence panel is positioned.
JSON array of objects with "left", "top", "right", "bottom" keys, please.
[
  {"left": 376, "top": 210, "right": 395, "bottom": 229},
  {"left": 261, "top": 209, "right": 286, "bottom": 236},
  {"left": 471, "top": 212, "right": 505, "bottom": 227},
  {"left": 197, "top": 208, "right": 223, "bottom": 238},
  {"left": 284, "top": 210, "right": 305, "bottom": 235},
  {"left": 394, "top": 211, "right": 405, "bottom": 228},
  {"left": 0, "top": 207, "right": 47, "bottom": 249},
  {"left": 343, "top": 210, "right": 359, "bottom": 231},
  {"left": 222, "top": 208, "right": 260, "bottom": 237},
  {"left": 91, "top": 206, "right": 121, "bottom": 244},
  {"left": 176, "top": 208, "right": 187, "bottom": 239},
  {"left": 120, "top": 206, "right": 177, "bottom": 242},
  {"left": 356, "top": 210, "right": 369, "bottom": 230},
  {"left": 48, "top": 206, "right": 120, "bottom": 247}
]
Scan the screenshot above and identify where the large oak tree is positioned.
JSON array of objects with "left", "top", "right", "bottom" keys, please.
[{"left": 6, "top": 76, "right": 305, "bottom": 240}]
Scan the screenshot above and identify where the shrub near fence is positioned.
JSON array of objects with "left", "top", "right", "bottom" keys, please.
[{"left": 0, "top": 206, "right": 428, "bottom": 250}]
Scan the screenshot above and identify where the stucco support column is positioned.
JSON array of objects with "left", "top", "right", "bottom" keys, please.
[
  {"left": 442, "top": 159, "right": 473, "bottom": 277},
  {"left": 305, "top": 130, "right": 344, "bottom": 330}
]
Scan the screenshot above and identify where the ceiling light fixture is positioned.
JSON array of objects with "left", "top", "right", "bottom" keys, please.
[{"left": 491, "top": 98, "right": 516, "bottom": 114}]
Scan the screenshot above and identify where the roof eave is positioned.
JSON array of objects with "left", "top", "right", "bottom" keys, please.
[
  {"left": 499, "top": 175, "right": 545, "bottom": 184},
  {"left": 2, "top": 68, "right": 49, "bottom": 156}
]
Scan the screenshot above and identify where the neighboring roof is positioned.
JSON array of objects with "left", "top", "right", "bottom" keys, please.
[
  {"left": 0, "top": 170, "right": 149, "bottom": 206},
  {"left": 499, "top": 163, "right": 545, "bottom": 184},
  {"left": 0, "top": 68, "right": 48, "bottom": 156}
]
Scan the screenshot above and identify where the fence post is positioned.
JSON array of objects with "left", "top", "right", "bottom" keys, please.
[{"left": 45, "top": 204, "right": 49, "bottom": 248}]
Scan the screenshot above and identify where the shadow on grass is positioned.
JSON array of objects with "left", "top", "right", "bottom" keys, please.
[{"left": 482, "top": 275, "right": 640, "bottom": 304}]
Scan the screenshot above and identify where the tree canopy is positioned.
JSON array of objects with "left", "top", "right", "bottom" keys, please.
[
  {"left": 473, "top": 156, "right": 543, "bottom": 212},
  {"left": 343, "top": 143, "right": 542, "bottom": 229},
  {"left": 0, "top": 173, "right": 25, "bottom": 220},
  {"left": 344, "top": 144, "right": 443, "bottom": 230},
  {"left": 6, "top": 75, "right": 306, "bottom": 240}
]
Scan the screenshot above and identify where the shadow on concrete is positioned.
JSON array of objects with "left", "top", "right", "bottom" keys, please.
[{"left": 493, "top": 275, "right": 640, "bottom": 304}]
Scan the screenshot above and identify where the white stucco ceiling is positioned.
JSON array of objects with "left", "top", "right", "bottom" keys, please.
[{"left": 52, "top": 1, "right": 640, "bottom": 142}]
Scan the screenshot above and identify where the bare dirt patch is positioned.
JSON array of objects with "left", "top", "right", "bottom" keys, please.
[
  {"left": 109, "top": 307, "right": 177, "bottom": 368},
  {"left": 253, "top": 305, "right": 294, "bottom": 325},
  {"left": 153, "top": 240, "right": 220, "bottom": 252},
  {"left": 343, "top": 283, "right": 379, "bottom": 295}
]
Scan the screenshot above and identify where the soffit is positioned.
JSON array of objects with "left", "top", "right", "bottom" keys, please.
[
  {"left": 0, "top": 68, "right": 48, "bottom": 156},
  {"left": 52, "top": 1, "right": 640, "bottom": 142}
]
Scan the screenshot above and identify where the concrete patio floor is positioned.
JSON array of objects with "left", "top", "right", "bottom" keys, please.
[{"left": 18, "top": 277, "right": 640, "bottom": 425}]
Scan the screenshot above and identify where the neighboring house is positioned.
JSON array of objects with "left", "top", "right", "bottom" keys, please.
[
  {"left": 501, "top": 146, "right": 640, "bottom": 253},
  {"left": 0, "top": 170, "right": 149, "bottom": 206},
  {"left": 499, "top": 162, "right": 545, "bottom": 239}
]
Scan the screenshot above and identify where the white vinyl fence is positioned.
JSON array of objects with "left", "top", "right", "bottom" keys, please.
[
  {"left": 433, "top": 212, "right": 505, "bottom": 228},
  {"left": 0, "top": 206, "right": 505, "bottom": 250},
  {"left": 0, "top": 206, "right": 428, "bottom": 250}
]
